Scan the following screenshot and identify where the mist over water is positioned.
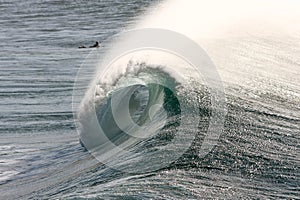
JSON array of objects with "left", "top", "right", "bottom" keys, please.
[{"left": 0, "top": 0, "right": 299, "bottom": 199}]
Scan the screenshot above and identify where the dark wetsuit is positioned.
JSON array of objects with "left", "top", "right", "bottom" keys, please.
[{"left": 89, "top": 41, "right": 100, "bottom": 48}]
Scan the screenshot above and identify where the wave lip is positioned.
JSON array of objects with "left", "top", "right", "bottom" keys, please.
[{"left": 73, "top": 28, "right": 227, "bottom": 173}]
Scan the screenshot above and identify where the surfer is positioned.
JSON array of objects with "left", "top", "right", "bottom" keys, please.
[
  {"left": 89, "top": 41, "right": 100, "bottom": 48},
  {"left": 78, "top": 41, "right": 100, "bottom": 48}
]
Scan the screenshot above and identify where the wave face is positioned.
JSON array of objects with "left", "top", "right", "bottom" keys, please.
[
  {"left": 76, "top": 46, "right": 221, "bottom": 173},
  {"left": 94, "top": 67, "right": 181, "bottom": 144},
  {"left": 1, "top": 0, "right": 299, "bottom": 199}
]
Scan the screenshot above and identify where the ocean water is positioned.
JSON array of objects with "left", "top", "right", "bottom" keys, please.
[{"left": 0, "top": 0, "right": 299, "bottom": 199}]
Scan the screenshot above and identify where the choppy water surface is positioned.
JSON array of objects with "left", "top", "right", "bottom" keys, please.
[{"left": 0, "top": 0, "right": 299, "bottom": 199}]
